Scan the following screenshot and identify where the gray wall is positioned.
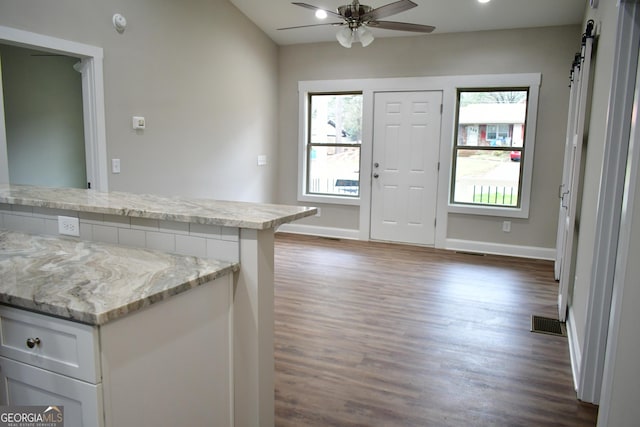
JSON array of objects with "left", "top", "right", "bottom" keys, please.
[
  {"left": 1, "top": 45, "right": 86, "bottom": 188},
  {"left": 277, "top": 25, "right": 580, "bottom": 250},
  {"left": 0, "top": 0, "right": 279, "bottom": 202}
]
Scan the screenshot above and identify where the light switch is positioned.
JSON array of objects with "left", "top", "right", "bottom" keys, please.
[
  {"left": 132, "top": 116, "right": 145, "bottom": 129},
  {"left": 112, "top": 158, "right": 121, "bottom": 174},
  {"left": 257, "top": 155, "right": 267, "bottom": 166}
]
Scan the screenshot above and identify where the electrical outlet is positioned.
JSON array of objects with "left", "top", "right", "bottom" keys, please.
[
  {"left": 58, "top": 216, "right": 80, "bottom": 237},
  {"left": 502, "top": 221, "right": 511, "bottom": 233},
  {"left": 315, "top": 208, "right": 321, "bottom": 217}
]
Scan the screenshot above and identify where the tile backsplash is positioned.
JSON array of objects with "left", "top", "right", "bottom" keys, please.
[{"left": 0, "top": 204, "right": 239, "bottom": 263}]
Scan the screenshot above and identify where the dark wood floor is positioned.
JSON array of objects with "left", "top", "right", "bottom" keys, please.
[{"left": 273, "top": 233, "right": 598, "bottom": 427}]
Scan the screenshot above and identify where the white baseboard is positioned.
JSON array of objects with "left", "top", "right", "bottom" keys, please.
[
  {"left": 278, "top": 227, "right": 557, "bottom": 260},
  {"left": 445, "top": 238, "right": 556, "bottom": 260},
  {"left": 567, "top": 307, "right": 582, "bottom": 391},
  {"left": 276, "top": 223, "right": 360, "bottom": 240}
]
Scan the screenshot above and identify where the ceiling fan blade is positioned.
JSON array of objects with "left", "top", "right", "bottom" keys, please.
[
  {"left": 278, "top": 22, "right": 344, "bottom": 30},
  {"left": 360, "top": 0, "right": 417, "bottom": 21},
  {"left": 368, "top": 20, "right": 435, "bottom": 33},
  {"left": 291, "top": 2, "right": 344, "bottom": 20}
]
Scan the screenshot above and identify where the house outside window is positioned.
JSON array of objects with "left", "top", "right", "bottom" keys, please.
[
  {"left": 451, "top": 89, "right": 528, "bottom": 208},
  {"left": 305, "top": 92, "right": 362, "bottom": 198}
]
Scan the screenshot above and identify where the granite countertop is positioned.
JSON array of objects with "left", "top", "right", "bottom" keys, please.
[
  {"left": 0, "top": 184, "right": 317, "bottom": 230},
  {"left": 0, "top": 229, "right": 239, "bottom": 326}
]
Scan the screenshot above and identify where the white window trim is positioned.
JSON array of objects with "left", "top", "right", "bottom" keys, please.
[
  {"left": 298, "top": 81, "right": 363, "bottom": 206},
  {"left": 448, "top": 74, "right": 541, "bottom": 218},
  {"left": 297, "top": 73, "right": 541, "bottom": 246}
]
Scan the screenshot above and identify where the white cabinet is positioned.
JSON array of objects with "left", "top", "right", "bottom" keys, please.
[
  {"left": 0, "top": 356, "right": 103, "bottom": 426},
  {"left": 0, "top": 306, "right": 100, "bottom": 382},
  {"left": 0, "top": 274, "right": 233, "bottom": 427},
  {"left": 0, "top": 305, "right": 103, "bottom": 426}
]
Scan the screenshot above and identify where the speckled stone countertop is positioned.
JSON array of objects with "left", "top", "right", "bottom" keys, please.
[
  {"left": 0, "top": 185, "right": 316, "bottom": 230},
  {"left": 0, "top": 229, "right": 239, "bottom": 326}
]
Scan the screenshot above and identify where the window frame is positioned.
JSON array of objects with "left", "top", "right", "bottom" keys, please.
[
  {"left": 448, "top": 80, "right": 540, "bottom": 219},
  {"left": 298, "top": 82, "right": 363, "bottom": 206}
]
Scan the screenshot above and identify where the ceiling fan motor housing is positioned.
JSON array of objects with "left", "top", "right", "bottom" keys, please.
[{"left": 338, "top": 2, "right": 373, "bottom": 22}]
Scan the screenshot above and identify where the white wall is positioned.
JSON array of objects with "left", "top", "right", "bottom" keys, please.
[
  {"left": 277, "top": 25, "right": 580, "bottom": 250},
  {"left": 599, "top": 103, "right": 640, "bottom": 425},
  {"left": 0, "top": 44, "right": 86, "bottom": 188},
  {"left": 0, "top": 0, "right": 279, "bottom": 202}
]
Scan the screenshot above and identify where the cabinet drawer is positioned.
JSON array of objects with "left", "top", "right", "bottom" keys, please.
[
  {"left": 0, "top": 306, "right": 100, "bottom": 383},
  {"left": 0, "top": 356, "right": 103, "bottom": 427}
]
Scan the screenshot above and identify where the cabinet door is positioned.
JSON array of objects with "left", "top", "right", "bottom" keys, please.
[{"left": 0, "top": 356, "right": 103, "bottom": 427}]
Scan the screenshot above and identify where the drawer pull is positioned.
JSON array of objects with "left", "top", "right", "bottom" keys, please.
[{"left": 26, "top": 338, "right": 41, "bottom": 349}]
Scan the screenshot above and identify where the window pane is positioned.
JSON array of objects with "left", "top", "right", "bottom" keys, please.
[
  {"left": 457, "top": 90, "right": 527, "bottom": 148},
  {"left": 310, "top": 94, "right": 362, "bottom": 145},
  {"left": 453, "top": 89, "right": 528, "bottom": 208},
  {"left": 453, "top": 149, "right": 521, "bottom": 206},
  {"left": 308, "top": 146, "right": 360, "bottom": 197},
  {"left": 307, "top": 93, "right": 362, "bottom": 198}
]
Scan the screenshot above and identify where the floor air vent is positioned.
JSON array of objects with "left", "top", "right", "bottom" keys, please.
[{"left": 531, "top": 315, "right": 566, "bottom": 337}]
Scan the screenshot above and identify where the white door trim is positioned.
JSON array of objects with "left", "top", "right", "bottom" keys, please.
[
  {"left": 0, "top": 52, "right": 8, "bottom": 184},
  {"left": 579, "top": 0, "right": 640, "bottom": 406},
  {"left": 0, "top": 25, "right": 108, "bottom": 191}
]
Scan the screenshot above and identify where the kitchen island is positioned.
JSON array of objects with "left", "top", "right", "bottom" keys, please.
[
  {"left": 0, "top": 229, "right": 239, "bottom": 426},
  {"left": 0, "top": 184, "right": 317, "bottom": 427}
]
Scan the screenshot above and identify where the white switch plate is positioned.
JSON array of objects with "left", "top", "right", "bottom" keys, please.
[
  {"left": 502, "top": 221, "right": 511, "bottom": 233},
  {"left": 132, "top": 116, "right": 145, "bottom": 129},
  {"left": 112, "top": 158, "right": 121, "bottom": 174},
  {"left": 257, "top": 155, "right": 267, "bottom": 166},
  {"left": 58, "top": 216, "right": 80, "bottom": 237}
]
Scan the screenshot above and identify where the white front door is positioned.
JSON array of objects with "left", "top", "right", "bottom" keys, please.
[{"left": 370, "top": 91, "right": 442, "bottom": 245}]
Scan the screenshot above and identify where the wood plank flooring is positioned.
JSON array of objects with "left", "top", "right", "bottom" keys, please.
[{"left": 274, "top": 233, "right": 598, "bottom": 426}]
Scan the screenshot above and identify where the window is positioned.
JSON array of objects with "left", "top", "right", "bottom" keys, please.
[
  {"left": 451, "top": 89, "right": 529, "bottom": 210},
  {"left": 305, "top": 92, "right": 363, "bottom": 199}
]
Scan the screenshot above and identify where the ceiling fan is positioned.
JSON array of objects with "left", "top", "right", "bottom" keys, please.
[{"left": 278, "top": 0, "right": 435, "bottom": 48}]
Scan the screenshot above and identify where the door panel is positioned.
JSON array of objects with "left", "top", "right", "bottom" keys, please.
[
  {"left": 556, "top": 30, "right": 595, "bottom": 321},
  {"left": 371, "top": 91, "right": 442, "bottom": 245}
]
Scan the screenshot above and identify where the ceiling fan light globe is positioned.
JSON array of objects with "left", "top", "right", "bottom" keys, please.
[
  {"left": 358, "top": 26, "right": 374, "bottom": 47},
  {"left": 336, "top": 26, "right": 354, "bottom": 48}
]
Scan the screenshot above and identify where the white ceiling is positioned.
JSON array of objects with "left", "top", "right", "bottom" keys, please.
[{"left": 229, "top": 0, "right": 587, "bottom": 46}]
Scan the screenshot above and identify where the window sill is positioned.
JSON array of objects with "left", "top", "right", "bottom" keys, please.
[
  {"left": 448, "top": 203, "right": 529, "bottom": 219},
  {"left": 298, "top": 193, "right": 361, "bottom": 206}
]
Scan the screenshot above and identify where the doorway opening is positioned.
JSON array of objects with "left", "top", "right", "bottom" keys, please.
[
  {"left": 0, "top": 25, "right": 108, "bottom": 191},
  {"left": 1, "top": 44, "right": 86, "bottom": 188}
]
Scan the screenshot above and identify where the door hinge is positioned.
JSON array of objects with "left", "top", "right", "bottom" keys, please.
[
  {"left": 437, "top": 162, "right": 440, "bottom": 171},
  {"left": 434, "top": 218, "right": 437, "bottom": 228},
  {"left": 87, "top": 182, "right": 91, "bottom": 189},
  {"left": 440, "top": 104, "right": 443, "bottom": 114}
]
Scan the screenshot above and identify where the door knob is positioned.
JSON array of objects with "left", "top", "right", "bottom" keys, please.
[
  {"left": 374, "top": 162, "right": 380, "bottom": 168},
  {"left": 373, "top": 173, "right": 379, "bottom": 178}
]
